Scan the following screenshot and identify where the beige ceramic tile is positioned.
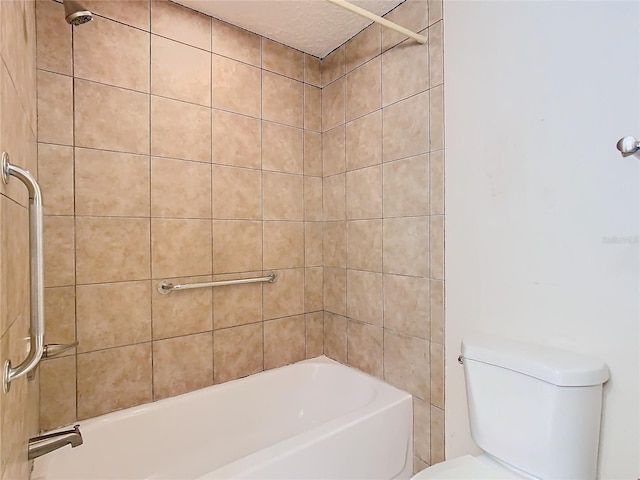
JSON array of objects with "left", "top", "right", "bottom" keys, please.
[
  {"left": 212, "top": 19, "right": 261, "bottom": 66},
  {"left": 44, "top": 286, "right": 76, "bottom": 350},
  {"left": 212, "top": 54, "right": 261, "bottom": 117},
  {"left": 384, "top": 330, "right": 429, "bottom": 399},
  {"left": 347, "top": 219, "right": 382, "bottom": 272},
  {"left": 305, "top": 267, "right": 323, "bottom": 313},
  {"left": 304, "top": 176, "right": 323, "bottom": 222},
  {"left": 262, "top": 39, "right": 304, "bottom": 81},
  {"left": 75, "top": 79, "right": 149, "bottom": 154},
  {"left": 346, "top": 57, "right": 381, "bottom": 122},
  {"left": 305, "top": 312, "right": 324, "bottom": 357},
  {"left": 38, "top": 143, "right": 73, "bottom": 216},
  {"left": 263, "top": 172, "right": 304, "bottom": 221},
  {"left": 153, "top": 275, "right": 213, "bottom": 339},
  {"left": 347, "top": 320, "right": 383, "bottom": 378},
  {"left": 347, "top": 269, "right": 383, "bottom": 326},
  {"left": 1, "top": 198, "right": 29, "bottom": 331},
  {"left": 153, "top": 333, "right": 213, "bottom": 399},
  {"left": 151, "top": 35, "right": 211, "bottom": 106},
  {"left": 382, "top": 40, "right": 429, "bottom": 107},
  {"left": 323, "top": 312, "right": 346, "bottom": 363},
  {"left": 74, "top": 16, "right": 150, "bottom": 92},
  {"left": 76, "top": 217, "right": 150, "bottom": 284},
  {"left": 383, "top": 91, "right": 429, "bottom": 162},
  {"left": 384, "top": 274, "right": 430, "bottom": 338},
  {"left": 305, "top": 222, "right": 322, "bottom": 267},
  {"left": 77, "top": 343, "right": 152, "bottom": 419},
  {"left": 382, "top": 0, "right": 428, "bottom": 51},
  {"left": 37, "top": 70, "right": 73, "bottom": 145},
  {"left": 323, "top": 267, "right": 346, "bottom": 316},
  {"left": 383, "top": 154, "right": 430, "bottom": 217},
  {"left": 43, "top": 216, "right": 75, "bottom": 287},
  {"left": 2, "top": 0, "right": 37, "bottom": 132},
  {"left": 36, "top": 0, "right": 72, "bottom": 75},
  {"left": 1, "top": 62, "right": 36, "bottom": 206},
  {"left": 151, "top": 96, "right": 211, "bottom": 162},
  {"left": 414, "top": 396, "right": 431, "bottom": 464},
  {"left": 151, "top": 219, "right": 212, "bottom": 278},
  {"left": 75, "top": 148, "right": 150, "bottom": 217},
  {"left": 430, "top": 279, "right": 444, "bottom": 344},
  {"left": 214, "top": 323, "right": 263, "bottom": 383},
  {"left": 39, "top": 356, "right": 76, "bottom": 431},
  {"left": 263, "top": 71, "right": 303, "bottom": 128},
  {"left": 264, "top": 315, "right": 305, "bottom": 369},
  {"left": 304, "top": 131, "right": 322, "bottom": 177},
  {"left": 213, "top": 272, "right": 262, "bottom": 329},
  {"left": 152, "top": 157, "right": 211, "bottom": 218},
  {"left": 429, "top": 0, "right": 443, "bottom": 26},
  {"left": 430, "top": 405, "right": 445, "bottom": 464},
  {"left": 346, "top": 24, "right": 381, "bottom": 73},
  {"left": 430, "top": 342, "right": 444, "bottom": 409},
  {"left": 323, "top": 221, "right": 346, "bottom": 268},
  {"left": 212, "top": 109, "right": 261, "bottom": 169},
  {"left": 263, "top": 268, "right": 304, "bottom": 320},
  {"left": 83, "top": 0, "right": 150, "bottom": 30},
  {"left": 383, "top": 216, "right": 429, "bottom": 277},
  {"left": 76, "top": 281, "right": 151, "bottom": 352},
  {"left": 430, "top": 150, "right": 444, "bottom": 215},
  {"left": 323, "top": 126, "right": 346, "bottom": 177},
  {"left": 212, "top": 165, "right": 261, "bottom": 220},
  {"left": 322, "top": 77, "right": 345, "bottom": 131},
  {"left": 304, "top": 54, "right": 321, "bottom": 87},
  {"left": 262, "top": 122, "right": 304, "bottom": 174},
  {"left": 151, "top": 0, "right": 211, "bottom": 50},
  {"left": 304, "top": 85, "right": 322, "bottom": 132},
  {"left": 213, "top": 220, "right": 262, "bottom": 273},
  {"left": 430, "top": 215, "right": 444, "bottom": 280},
  {"left": 263, "top": 221, "right": 304, "bottom": 270},
  {"left": 321, "top": 46, "right": 345, "bottom": 87},
  {"left": 429, "top": 21, "right": 443, "bottom": 86},
  {"left": 323, "top": 174, "right": 345, "bottom": 221},
  {"left": 429, "top": 84, "right": 444, "bottom": 151},
  {"left": 346, "top": 165, "right": 382, "bottom": 220},
  {"left": 346, "top": 110, "right": 382, "bottom": 171}
]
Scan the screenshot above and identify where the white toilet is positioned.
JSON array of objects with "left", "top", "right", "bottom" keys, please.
[{"left": 413, "top": 335, "right": 609, "bottom": 479}]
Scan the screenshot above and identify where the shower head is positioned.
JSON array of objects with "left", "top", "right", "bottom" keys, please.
[{"left": 64, "top": 0, "right": 93, "bottom": 26}]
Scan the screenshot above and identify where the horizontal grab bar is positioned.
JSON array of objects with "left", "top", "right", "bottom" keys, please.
[
  {"left": 157, "top": 273, "right": 277, "bottom": 295},
  {"left": 2, "top": 152, "right": 45, "bottom": 393}
]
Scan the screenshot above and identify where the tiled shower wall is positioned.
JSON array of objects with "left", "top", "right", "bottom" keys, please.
[
  {"left": 36, "top": 0, "right": 324, "bottom": 429},
  {"left": 0, "top": 0, "right": 40, "bottom": 479},
  {"left": 320, "top": 0, "right": 445, "bottom": 471}
]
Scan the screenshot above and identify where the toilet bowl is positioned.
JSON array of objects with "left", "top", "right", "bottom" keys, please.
[{"left": 411, "top": 335, "right": 609, "bottom": 480}]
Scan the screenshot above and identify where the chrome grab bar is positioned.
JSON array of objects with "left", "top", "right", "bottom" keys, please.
[
  {"left": 2, "top": 152, "right": 45, "bottom": 393},
  {"left": 157, "top": 273, "right": 277, "bottom": 295}
]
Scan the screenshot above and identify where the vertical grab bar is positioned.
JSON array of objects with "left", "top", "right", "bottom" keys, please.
[{"left": 2, "top": 152, "right": 45, "bottom": 393}]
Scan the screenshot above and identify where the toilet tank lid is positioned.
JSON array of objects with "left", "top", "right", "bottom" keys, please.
[{"left": 461, "top": 335, "right": 609, "bottom": 386}]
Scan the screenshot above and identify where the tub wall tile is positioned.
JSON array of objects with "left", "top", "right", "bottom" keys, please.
[
  {"left": 305, "top": 312, "right": 324, "bottom": 358},
  {"left": 264, "top": 315, "right": 306, "bottom": 369},
  {"left": 153, "top": 333, "right": 214, "bottom": 400},
  {"left": 39, "top": 356, "right": 76, "bottom": 431},
  {"left": 77, "top": 344, "right": 153, "bottom": 419},
  {"left": 214, "top": 324, "right": 263, "bottom": 384}
]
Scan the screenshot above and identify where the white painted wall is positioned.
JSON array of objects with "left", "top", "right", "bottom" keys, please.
[{"left": 444, "top": 1, "right": 640, "bottom": 478}]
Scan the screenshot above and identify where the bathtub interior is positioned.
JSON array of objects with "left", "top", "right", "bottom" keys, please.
[{"left": 32, "top": 356, "right": 412, "bottom": 480}]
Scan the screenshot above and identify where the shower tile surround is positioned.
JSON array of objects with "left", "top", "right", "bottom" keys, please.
[{"left": 35, "top": 0, "right": 444, "bottom": 473}]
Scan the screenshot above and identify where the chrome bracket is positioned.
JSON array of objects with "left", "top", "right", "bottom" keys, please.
[{"left": 2, "top": 152, "right": 10, "bottom": 184}]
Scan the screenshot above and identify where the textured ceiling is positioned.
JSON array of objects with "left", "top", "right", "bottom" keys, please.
[{"left": 174, "top": 0, "right": 404, "bottom": 58}]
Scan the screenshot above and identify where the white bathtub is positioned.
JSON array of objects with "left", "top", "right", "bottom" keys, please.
[{"left": 32, "top": 356, "right": 413, "bottom": 480}]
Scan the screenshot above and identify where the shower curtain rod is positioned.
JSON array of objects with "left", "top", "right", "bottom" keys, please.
[{"left": 326, "top": 0, "right": 427, "bottom": 45}]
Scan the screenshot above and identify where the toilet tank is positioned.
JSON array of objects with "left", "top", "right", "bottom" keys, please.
[{"left": 461, "top": 336, "right": 609, "bottom": 480}]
